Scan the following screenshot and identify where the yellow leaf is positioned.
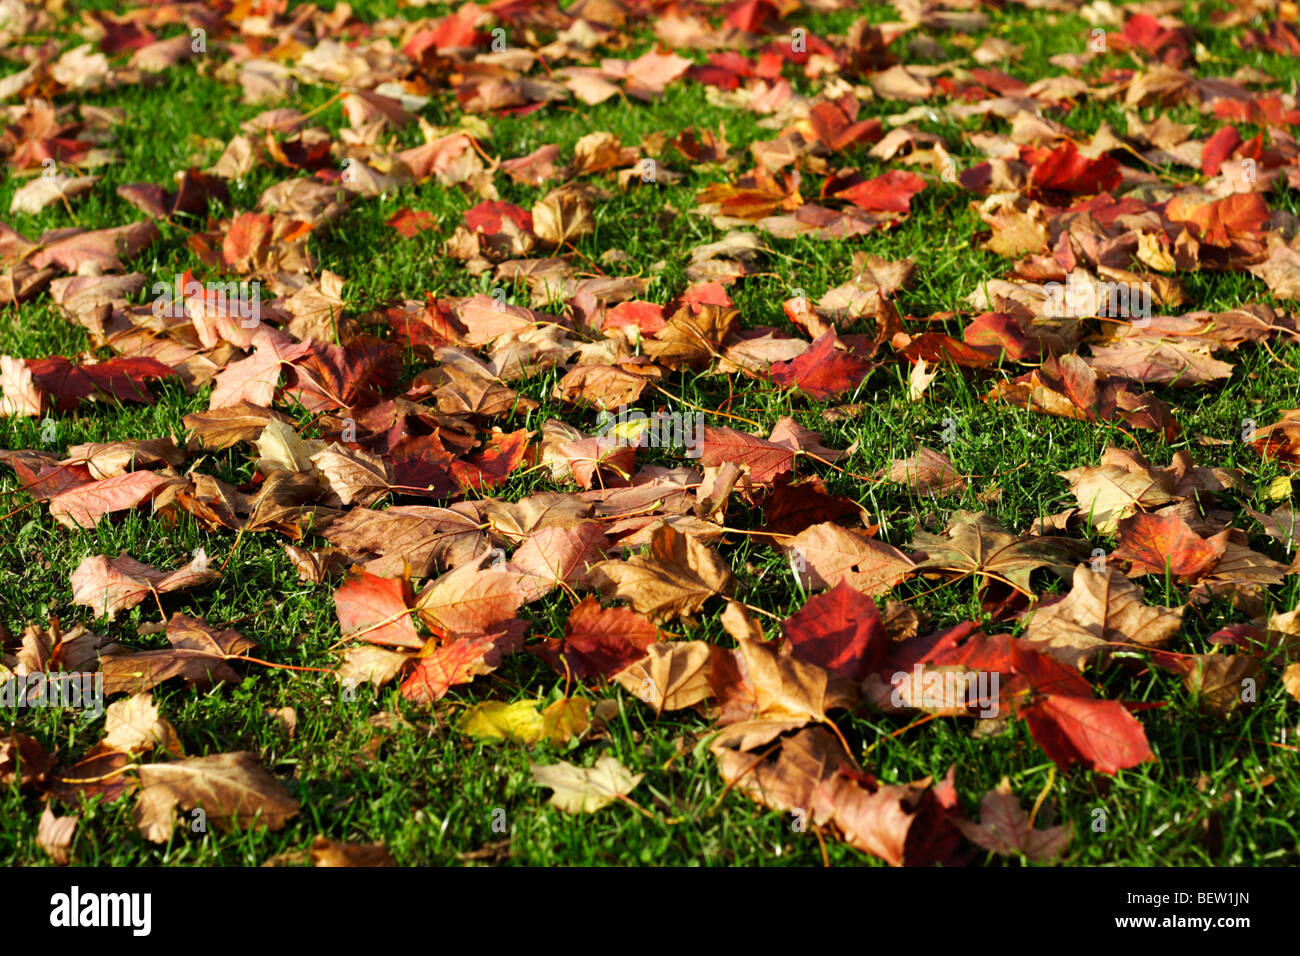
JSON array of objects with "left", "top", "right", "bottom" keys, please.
[
  {"left": 1264, "top": 475, "right": 1292, "bottom": 502},
  {"left": 542, "top": 697, "right": 591, "bottom": 746},
  {"left": 458, "top": 700, "right": 545, "bottom": 744}
]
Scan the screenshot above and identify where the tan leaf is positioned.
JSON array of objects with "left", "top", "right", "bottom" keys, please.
[
  {"left": 103, "top": 692, "right": 183, "bottom": 756},
  {"left": 735, "top": 637, "right": 859, "bottom": 724},
  {"left": 530, "top": 754, "right": 643, "bottom": 813},
  {"left": 532, "top": 187, "right": 594, "bottom": 246},
  {"left": 613, "top": 641, "right": 716, "bottom": 712},
  {"left": 909, "top": 511, "right": 1087, "bottom": 593},
  {"left": 1059, "top": 451, "right": 1178, "bottom": 534},
  {"left": 1282, "top": 663, "right": 1300, "bottom": 703},
  {"left": 183, "top": 402, "right": 293, "bottom": 450},
  {"left": 338, "top": 645, "right": 410, "bottom": 690},
  {"left": 71, "top": 552, "right": 220, "bottom": 620},
  {"left": 589, "top": 523, "right": 735, "bottom": 622},
  {"left": 10, "top": 175, "right": 99, "bottom": 215},
  {"left": 883, "top": 446, "right": 965, "bottom": 495},
  {"left": 310, "top": 442, "right": 392, "bottom": 506},
  {"left": 785, "top": 522, "right": 914, "bottom": 596},
  {"left": 954, "top": 778, "right": 1072, "bottom": 861},
  {"left": 37, "top": 806, "right": 79, "bottom": 865},
  {"left": 1021, "top": 565, "right": 1183, "bottom": 669},
  {"left": 135, "top": 751, "right": 299, "bottom": 843}
]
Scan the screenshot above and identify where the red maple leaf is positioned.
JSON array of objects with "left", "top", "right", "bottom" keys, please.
[
  {"left": 386, "top": 208, "right": 438, "bottom": 238},
  {"left": 450, "top": 429, "right": 530, "bottom": 492},
  {"left": 1111, "top": 512, "right": 1226, "bottom": 581},
  {"left": 1023, "top": 141, "right": 1121, "bottom": 195},
  {"left": 781, "top": 580, "right": 886, "bottom": 681},
  {"left": 834, "top": 170, "right": 927, "bottom": 214},
  {"left": 768, "top": 330, "right": 873, "bottom": 399},
  {"left": 532, "top": 597, "right": 661, "bottom": 680}
]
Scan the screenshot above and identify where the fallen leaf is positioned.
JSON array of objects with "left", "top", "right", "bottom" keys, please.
[{"left": 530, "top": 754, "right": 643, "bottom": 813}]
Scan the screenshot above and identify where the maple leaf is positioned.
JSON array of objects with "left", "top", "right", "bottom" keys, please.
[
  {"left": 326, "top": 504, "right": 488, "bottom": 578},
  {"left": 103, "top": 692, "right": 183, "bottom": 756},
  {"left": 37, "top": 806, "right": 78, "bottom": 865},
  {"left": 882, "top": 446, "right": 965, "bottom": 496},
  {"left": 955, "top": 778, "right": 1073, "bottom": 861},
  {"left": 208, "top": 331, "right": 312, "bottom": 410},
  {"left": 533, "top": 597, "right": 660, "bottom": 680},
  {"left": 589, "top": 523, "right": 735, "bottom": 622},
  {"left": 310, "top": 837, "right": 396, "bottom": 867},
  {"left": 222, "top": 211, "right": 275, "bottom": 270},
  {"left": 1113, "top": 511, "right": 1227, "bottom": 580},
  {"left": 1165, "top": 191, "right": 1269, "bottom": 246},
  {"left": 511, "top": 523, "right": 609, "bottom": 597},
  {"left": 449, "top": 428, "right": 530, "bottom": 492},
  {"left": 767, "top": 330, "right": 874, "bottom": 399},
  {"left": 71, "top": 552, "right": 220, "bottom": 620},
  {"left": 780, "top": 580, "right": 886, "bottom": 681},
  {"left": 183, "top": 402, "right": 294, "bottom": 450},
  {"left": 734, "top": 636, "right": 860, "bottom": 724},
  {"left": 1021, "top": 566, "right": 1183, "bottom": 669},
  {"left": 530, "top": 755, "right": 643, "bottom": 813},
  {"left": 385, "top": 208, "right": 437, "bottom": 238},
  {"left": 48, "top": 470, "right": 172, "bottom": 529},
  {"left": 785, "top": 521, "right": 915, "bottom": 595},
  {"left": 1201, "top": 125, "right": 1243, "bottom": 177},
  {"left": 1247, "top": 236, "right": 1300, "bottom": 300},
  {"left": 400, "top": 629, "right": 524, "bottom": 704},
  {"left": 1058, "top": 451, "right": 1179, "bottom": 534},
  {"left": 413, "top": 561, "right": 526, "bottom": 638},
  {"left": 833, "top": 170, "right": 927, "bottom": 213},
  {"left": 19, "top": 355, "right": 175, "bottom": 412},
  {"left": 310, "top": 443, "right": 391, "bottom": 507},
  {"left": 459, "top": 700, "right": 546, "bottom": 744},
  {"left": 532, "top": 186, "right": 595, "bottom": 246},
  {"left": 0, "top": 732, "right": 54, "bottom": 789},
  {"left": 135, "top": 751, "right": 298, "bottom": 843},
  {"left": 101, "top": 614, "right": 256, "bottom": 696},
  {"left": 763, "top": 474, "right": 862, "bottom": 534},
  {"left": 697, "top": 426, "right": 797, "bottom": 484},
  {"left": 1023, "top": 141, "right": 1120, "bottom": 195},
  {"left": 612, "top": 641, "right": 719, "bottom": 713},
  {"left": 711, "top": 724, "right": 850, "bottom": 822},
  {"left": 643, "top": 300, "right": 739, "bottom": 369},
  {"left": 1018, "top": 695, "right": 1154, "bottom": 775},
  {"left": 281, "top": 336, "right": 402, "bottom": 413},
  {"left": 337, "top": 645, "right": 409, "bottom": 692},
  {"left": 10, "top": 174, "right": 98, "bottom": 215},
  {"left": 66, "top": 437, "right": 184, "bottom": 479},
  {"left": 811, "top": 771, "right": 918, "bottom": 865},
  {"left": 30, "top": 221, "right": 160, "bottom": 273},
  {"left": 809, "top": 99, "right": 883, "bottom": 152},
  {"left": 1087, "top": 341, "right": 1234, "bottom": 386},
  {"left": 909, "top": 512, "right": 1085, "bottom": 594},
  {"left": 334, "top": 570, "right": 421, "bottom": 648},
  {"left": 1152, "top": 650, "right": 1265, "bottom": 718},
  {"left": 1196, "top": 540, "right": 1287, "bottom": 592},
  {"left": 45, "top": 743, "right": 133, "bottom": 804}
]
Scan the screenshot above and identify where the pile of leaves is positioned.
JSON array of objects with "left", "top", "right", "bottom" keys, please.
[{"left": 3, "top": 0, "right": 1300, "bottom": 865}]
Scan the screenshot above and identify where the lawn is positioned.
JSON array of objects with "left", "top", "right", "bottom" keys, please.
[{"left": 2, "top": 0, "right": 1299, "bottom": 866}]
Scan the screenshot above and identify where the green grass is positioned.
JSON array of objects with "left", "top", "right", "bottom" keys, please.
[{"left": 2, "top": 0, "right": 1299, "bottom": 865}]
